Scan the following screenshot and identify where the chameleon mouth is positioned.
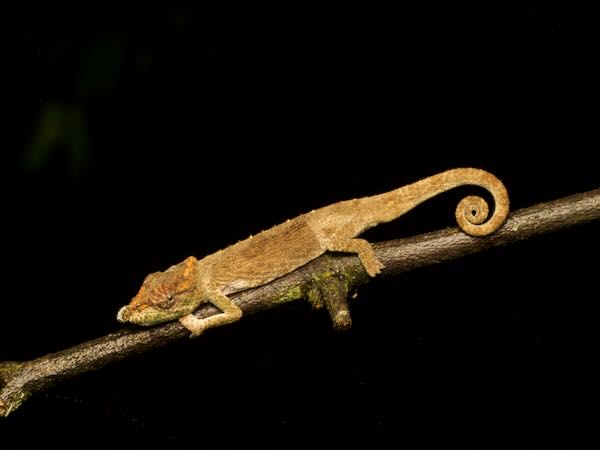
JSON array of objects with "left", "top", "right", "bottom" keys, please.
[{"left": 116, "top": 306, "right": 130, "bottom": 323}]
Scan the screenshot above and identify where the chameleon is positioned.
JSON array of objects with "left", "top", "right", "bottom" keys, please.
[{"left": 117, "top": 168, "right": 509, "bottom": 337}]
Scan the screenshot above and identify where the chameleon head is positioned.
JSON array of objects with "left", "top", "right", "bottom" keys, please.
[{"left": 117, "top": 256, "right": 199, "bottom": 326}]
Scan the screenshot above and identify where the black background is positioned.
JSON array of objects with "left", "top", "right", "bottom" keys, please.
[{"left": 1, "top": 2, "right": 599, "bottom": 449}]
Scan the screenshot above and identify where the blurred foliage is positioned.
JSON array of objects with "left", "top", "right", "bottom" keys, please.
[
  {"left": 24, "top": 102, "right": 89, "bottom": 176},
  {"left": 23, "top": 34, "right": 127, "bottom": 176}
]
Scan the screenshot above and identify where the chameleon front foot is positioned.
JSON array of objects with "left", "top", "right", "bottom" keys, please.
[
  {"left": 179, "top": 314, "right": 207, "bottom": 338},
  {"left": 178, "top": 291, "right": 243, "bottom": 338}
]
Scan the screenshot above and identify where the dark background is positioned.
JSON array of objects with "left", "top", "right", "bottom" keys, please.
[{"left": 1, "top": 2, "right": 599, "bottom": 449}]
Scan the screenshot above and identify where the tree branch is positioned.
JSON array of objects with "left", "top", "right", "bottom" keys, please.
[{"left": 1, "top": 188, "right": 599, "bottom": 417}]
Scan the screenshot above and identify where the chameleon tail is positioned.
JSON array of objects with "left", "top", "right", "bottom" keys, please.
[{"left": 388, "top": 168, "right": 510, "bottom": 236}]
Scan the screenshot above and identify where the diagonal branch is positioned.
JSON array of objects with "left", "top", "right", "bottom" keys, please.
[{"left": 1, "top": 188, "right": 599, "bottom": 417}]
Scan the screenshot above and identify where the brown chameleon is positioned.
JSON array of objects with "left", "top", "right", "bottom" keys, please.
[{"left": 117, "top": 168, "right": 509, "bottom": 337}]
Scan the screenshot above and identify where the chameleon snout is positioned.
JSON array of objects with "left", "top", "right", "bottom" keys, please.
[
  {"left": 117, "top": 302, "right": 178, "bottom": 326},
  {"left": 116, "top": 305, "right": 131, "bottom": 323}
]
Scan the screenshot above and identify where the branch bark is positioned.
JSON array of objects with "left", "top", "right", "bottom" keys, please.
[{"left": 1, "top": 188, "right": 599, "bottom": 417}]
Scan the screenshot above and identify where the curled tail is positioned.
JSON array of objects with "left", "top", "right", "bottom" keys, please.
[
  {"left": 394, "top": 167, "right": 510, "bottom": 236},
  {"left": 316, "top": 168, "right": 509, "bottom": 238},
  {"left": 353, "top": 168, "right": 509, "bottom": 237},
  {"left": 449, "top": 168, "right": 509, "bottom": 236}
]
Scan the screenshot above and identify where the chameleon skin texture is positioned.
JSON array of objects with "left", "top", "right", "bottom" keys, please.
[{"left": 117, "top": 168, "right": 509, "bottom": 335}]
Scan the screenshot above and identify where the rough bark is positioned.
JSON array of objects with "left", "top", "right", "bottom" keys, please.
[{"left": 1, "top": 188, "right": 599, "bottom": 417}]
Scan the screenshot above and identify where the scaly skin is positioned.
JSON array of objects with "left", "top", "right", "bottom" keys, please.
[{"left": 117, "top": 168, "right": 509, "bottom": 337}]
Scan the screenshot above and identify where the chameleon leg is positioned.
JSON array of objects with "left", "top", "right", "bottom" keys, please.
[
  {"left": 325, "top": 238, "right": 384, "bottom": 277},
  {"left": 178, "top": 289, "right": 243, "bottom": 338}
]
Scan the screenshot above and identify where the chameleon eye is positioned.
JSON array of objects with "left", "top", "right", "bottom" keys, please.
[{"left": 154, "top": 294, "right": 176, "bottom": 309}]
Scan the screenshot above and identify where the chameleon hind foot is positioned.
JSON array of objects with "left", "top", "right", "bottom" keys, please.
[{"left": 326, "top": 237, "right": 384, "bottom": 277}]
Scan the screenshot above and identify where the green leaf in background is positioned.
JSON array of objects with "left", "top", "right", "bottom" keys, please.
[{"left": 24, "top": 103, "right": 90, "bottom": 176}]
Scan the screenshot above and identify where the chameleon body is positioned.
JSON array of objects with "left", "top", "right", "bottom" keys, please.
[{"left": 117, "top": 168, "right": 509, "bottom": 336}]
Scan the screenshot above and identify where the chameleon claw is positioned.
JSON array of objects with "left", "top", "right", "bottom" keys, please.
[
  {"left": 188, "top": 329, "right": 205, "bottom": 339},
  {"left": 363, "top": 258, "right": 385, "bottom": 277}
]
